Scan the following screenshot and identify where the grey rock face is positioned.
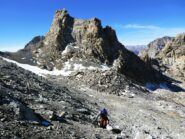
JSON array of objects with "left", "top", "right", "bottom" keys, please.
[
  {"left": 139, "top": 36, "right": 173, "bottom": 59},
  {"left": 160, "top": 33, "right": 185, "bottom": 81},
  {"left": 36, "top": 10, "right": 124, "bottom": 68},
  {"left": 139, "top": 33, "right": 185, "bottom": 82}
]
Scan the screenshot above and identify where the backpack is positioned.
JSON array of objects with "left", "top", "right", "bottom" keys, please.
[{"left": 100, "top": 108, "right": 108, "bottom": 117}]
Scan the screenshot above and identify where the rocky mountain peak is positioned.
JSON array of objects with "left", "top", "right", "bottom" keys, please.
[
  {"left": 55, "top": 9, "right": 69, "bottom": 17},
  {"left": 52, "top": 9, "right": 74, "bottom": 27},
  {"left": 44, "top": 9, "right": 104, "bottom": 51},
  {"left": 44, "top": 9, "right": 74, "bottom": 51},
  {"left": 36, "top": 9, "right": 124, "bottom": 69}
]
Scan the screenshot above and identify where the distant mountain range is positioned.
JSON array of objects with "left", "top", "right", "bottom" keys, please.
[{"left": 125, "top": 45, "right": 146, "bottom": 55}]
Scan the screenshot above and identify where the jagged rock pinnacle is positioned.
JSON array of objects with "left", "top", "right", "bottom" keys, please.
[{"left": 40, "top": 9, "right": 124, "bottom": 67}]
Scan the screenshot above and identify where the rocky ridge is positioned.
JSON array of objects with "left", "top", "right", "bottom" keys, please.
[
  {"left": 139, "top": 37, "right": 173, "bottom": 59},
  {"left": 0, "top": 36, "right": 45, "bottom": 65},
  {"left": 1, "top": 10, "right": 170, "bottom": 88},
  {"left": 139, "top": 33, "right": 185, "bottom": 82}
]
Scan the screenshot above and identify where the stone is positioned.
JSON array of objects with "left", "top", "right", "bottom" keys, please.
[
  {"left": 76, "top": 108, "right": 91, "bottom": 115},
  {"left": 115, "top": 135, "right": 122, "bottom": 139}
]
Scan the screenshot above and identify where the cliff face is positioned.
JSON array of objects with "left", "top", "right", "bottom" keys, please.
[
  {"left": 139, "top": 37, "right": 173, "bottom": 59},
  {"left": 34, "top": 10, "right": 124, "bottom": 69},
  {"left": 139, "top": 33, "right": 185, "bottom": 81},
  {"left": 160, "top": 33, "right": 185, "bottom": 81}
]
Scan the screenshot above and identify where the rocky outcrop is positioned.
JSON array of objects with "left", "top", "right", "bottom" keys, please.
[
  {"left": 139, "top": 33, "right": 185, "bottom": 81},
  {"left": 34, "top": 10, "right": 124, "bottom": 70},
  {"left": 160, "top": 33, "right": 185, "bottom": 81},
  {"left": 139, "top": 37, "right": 173, "bottom": 59}
]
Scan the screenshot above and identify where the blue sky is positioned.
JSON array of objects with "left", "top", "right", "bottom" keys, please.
[{"left": 0, "top": 0, "right": 185, "bottom": 51}]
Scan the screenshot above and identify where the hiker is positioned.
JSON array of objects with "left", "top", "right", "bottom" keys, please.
[{"left": 95, "top": 108, "right": 109, "bottom": 128}]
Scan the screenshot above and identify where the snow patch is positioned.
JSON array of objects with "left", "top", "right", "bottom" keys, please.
[
  {"left": 101, "top": 64, "right": 110, "bottom": 71},
  {"left": 37, "top": 61, "right": 41, "bottom": 65},
  {"left": 1, "top": 57, "right": 72, "bottom": 77},
  {"left": 1, "top": 57, "right": 110, "bottom": 77},
  {"left": 62, "top": 61, "right": 110, "bottom": 71},
  {"left": 62, "top": 43, "right": 77, "bottom": 55}
]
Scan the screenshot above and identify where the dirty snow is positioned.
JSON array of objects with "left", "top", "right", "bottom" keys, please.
[
  {"left": 71, "top": 63, "right": 110, "bottom": 71},
  {"left": 1, "top": 57, "right": 110, "bottom": 77},
  {"left": 1, "top": 57, "right": 72, "bottom": 77}
]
